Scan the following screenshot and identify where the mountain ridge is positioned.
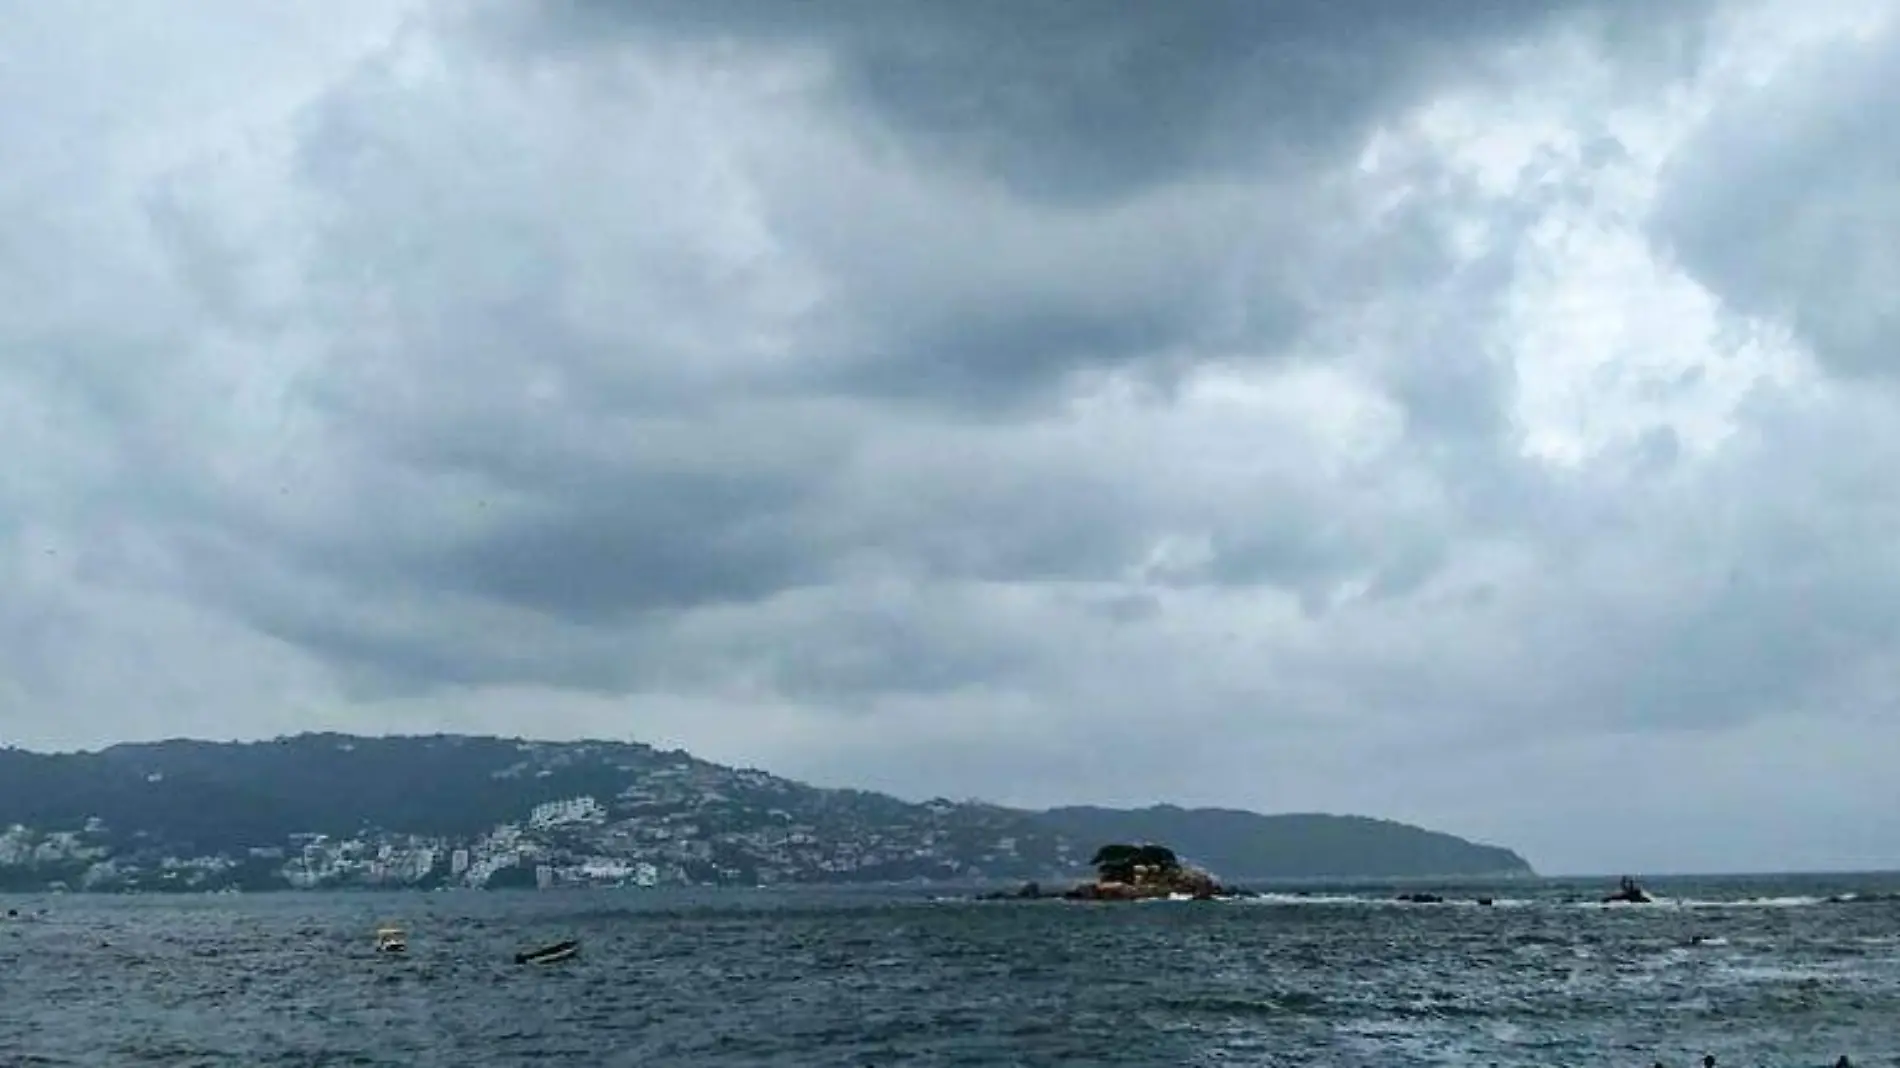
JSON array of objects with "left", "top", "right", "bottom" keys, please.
[
  {"left": 0, "top": 733, "right": 1534, "bottom": 891},
  {"left": 1038, "top": 804, "right": 1534, "bottom": 880}
]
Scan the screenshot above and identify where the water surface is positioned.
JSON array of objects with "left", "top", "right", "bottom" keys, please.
[{"left": 2, "top": 874, "right": 1895, "bottom": 1065}]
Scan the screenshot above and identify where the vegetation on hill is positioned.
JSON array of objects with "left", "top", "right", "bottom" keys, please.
[
  {"left": 1089, "top": 843, "right": 1182, "bottom": 883},
  {"left": 0, "top": 735, "right": 1534, "bottom": 890}
]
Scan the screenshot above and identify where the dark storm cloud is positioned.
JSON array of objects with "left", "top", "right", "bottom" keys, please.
[
  {"left": 441, "top": 0, "right": 1714, "bottom": 416},
  {"left": 510, "top": 0, "right": 1712, "bottom": 203}
]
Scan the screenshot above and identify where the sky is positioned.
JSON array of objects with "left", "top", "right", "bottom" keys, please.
[{"left": 2, "top": 0, "right": 1897, "bottom": 876}]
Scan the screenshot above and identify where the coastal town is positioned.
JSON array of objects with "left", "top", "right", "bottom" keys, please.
[
  {"left": 0, "top": 739, "right": 1080, "bottom": 893},
  {"left": 0, "top": 733, "right": 1532, "bottom": 894}
]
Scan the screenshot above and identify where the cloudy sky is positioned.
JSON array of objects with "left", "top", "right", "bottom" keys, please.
[{"left": 4, "top": 0, "right": 1898, "bottom": 875}]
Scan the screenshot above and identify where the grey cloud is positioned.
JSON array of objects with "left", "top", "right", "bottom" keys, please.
[
  {"left": 12, "top": 0, "right": 1900, "bottom": 875},
  {"left": 124, "top": 5, "right": 1470, "bottom": 665},
  {"left": 439, "top": 0, "right": 1715, "bottom": 420},
  {"left": 736, "top": 137, "right": 1320, "bottom": 412},
  {"left": 158, "top": 520, "right": 667, "bottom": 699},
  {"left": 430, "top": 473, "right": 820, "bottom": 619},
  {"left": 1480, "top": 395, "right": 1900, "bottom": 738},
  {"left": 511, "top": 0, "right": 1711, "bottom": 204},
  {"left": 832, "top": 291, "right": 1199, "bottom": 412},
  {"left": 696, "top": 586, "right": 1049, "bottom": 705},
  {"left": 1652, "top": 19, "right": 1900, "bottom": 376},
  {"left": 246, "top": 0, "right": 1692, "bottom": 454}
]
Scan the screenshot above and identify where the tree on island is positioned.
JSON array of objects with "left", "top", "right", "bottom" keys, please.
[{"left": 1089, "top": 843, "right": 1181, "bottom": 884}]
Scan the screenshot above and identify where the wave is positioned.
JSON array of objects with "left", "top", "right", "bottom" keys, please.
[
  {"left": 1242, "top": 892, "right": 1381, "bottom": 907},
  {"left": 1227, "top": 891, "right": 1889, "bottom": 912},
  {"left": 1239, "top": 892, "right": 1535, "bottom": 909},
  {"left": 953, "top": 885, "right": 1900, "bottom": 912},
  {"left": 1825, "top": 891, "right": 1900, "bottom": 905},
  {"left": 1588, "top": 895, "right": 1828, "bottom": 910}
]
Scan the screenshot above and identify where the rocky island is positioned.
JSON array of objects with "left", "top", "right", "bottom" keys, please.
[
  {"left": 984, "top": 842, "right": 1247, "bottom": 901},
  {"left": 1065, "top": 843, "right": 1245, "bottom": 900}
]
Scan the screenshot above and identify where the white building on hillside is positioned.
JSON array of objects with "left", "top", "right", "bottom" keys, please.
[{"left": 529, "top": 796, "right": 604, "bottom": 829}]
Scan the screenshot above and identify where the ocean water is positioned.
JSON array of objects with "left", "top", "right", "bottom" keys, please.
[{"left": 2, "top": 874, "right": 1896, "bottom": 1066}]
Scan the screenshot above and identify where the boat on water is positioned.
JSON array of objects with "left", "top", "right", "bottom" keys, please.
[
  {"left": 375, "top": 926, "right": 408, "bottom": 954},
  {"left": 515, "top": 939, "right": 580, "bottom": 965}
]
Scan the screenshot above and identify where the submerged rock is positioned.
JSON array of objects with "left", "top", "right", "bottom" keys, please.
[
  {"left": 976, "top": 881, "right": 1049, "bottom": 901},
  {"left": 1603, "top": 875, "right": 1653, "bottom": 904}
]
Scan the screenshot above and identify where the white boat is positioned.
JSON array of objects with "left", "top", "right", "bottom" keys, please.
[{"left": 375, "top": 926, "right": 408, "bottom": 954}]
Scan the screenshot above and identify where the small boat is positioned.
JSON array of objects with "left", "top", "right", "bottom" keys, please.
[
  {"left": 515, "top": 939, "right": 580, "bottom": 965},
  {"left": 375, "top": 926, "right": 408, "bottom": 954}
]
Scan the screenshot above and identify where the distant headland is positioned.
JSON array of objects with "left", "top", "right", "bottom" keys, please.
[{"left": 0, "top": 733, "right": 1534, "bottom": 893}]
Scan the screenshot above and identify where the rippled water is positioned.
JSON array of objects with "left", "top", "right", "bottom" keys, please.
[{"left": 2, "top": 874, "right": 1896, "bottom": 1066}]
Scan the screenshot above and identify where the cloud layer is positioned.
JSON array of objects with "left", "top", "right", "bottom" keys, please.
[{"left": 3, "top": 0, "right": 1897, "bottom": 873}]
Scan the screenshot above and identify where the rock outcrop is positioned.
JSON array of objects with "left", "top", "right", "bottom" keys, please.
[
  {"left": 1061, "top": 863, "right": 1236, "bottom": 900},
  {"left": 980, "top": 842, "right": 1248, "bottom": 901},
  {"left": 1602, "top": 875, "right": 1653, "bottom": 904}
]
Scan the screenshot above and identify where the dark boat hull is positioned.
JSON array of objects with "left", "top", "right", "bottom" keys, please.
[{"left": 515, "top": 940, "right": 580, "bottom": 965}]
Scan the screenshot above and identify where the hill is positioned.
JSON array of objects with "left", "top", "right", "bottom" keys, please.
[
  {"left": 1037, "top": 805, "right": 1533, "bottom": 880},
  {"left": 0, "top": 734, "right": 1531, "bottom": 892}
]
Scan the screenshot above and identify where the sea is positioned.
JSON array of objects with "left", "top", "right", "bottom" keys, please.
[{"left": 2, "top": 873, "right": 1896, "bottom": 1066}]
